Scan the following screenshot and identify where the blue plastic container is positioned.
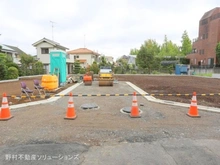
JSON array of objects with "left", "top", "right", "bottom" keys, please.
[{"left": 175, "top": 64, "right": 188, "bottom": 75}]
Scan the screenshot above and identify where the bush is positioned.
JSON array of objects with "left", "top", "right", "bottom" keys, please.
[
  {"left": 7, "top": 67, "right": 19, "bottom": 79},
  {"left": 79, "top": 68, "right": 86, "bottom": 74},
  {"left": 152, "top": 70, "right": 160, "bottom": 74},
  {"left": 0, "top": 63, "right": 7, "bottom": 80},
  {"left": 132, "top": 70, "right": 137, "bottom": 74}
]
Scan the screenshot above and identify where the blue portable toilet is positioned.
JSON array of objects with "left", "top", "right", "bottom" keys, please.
[{"left": 50, "top": 50, "right": 67, "bottom": 85}]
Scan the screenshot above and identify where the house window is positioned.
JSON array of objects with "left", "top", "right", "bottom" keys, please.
[
  {"left": 41, "top": 48, "right": 49, "bottom": 54},
  {"left": 74, "top": 55, "right": 79, "bottom": 59},
  {"left": 206, "top": 33, "right": 208, "bottom": 39}
]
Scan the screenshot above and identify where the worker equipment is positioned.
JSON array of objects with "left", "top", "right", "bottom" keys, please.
[{"left": 98, "top": 66, "right": 114, "bottom": 86}]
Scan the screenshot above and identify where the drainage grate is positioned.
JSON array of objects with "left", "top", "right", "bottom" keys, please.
[
  {"left": 81, "top": 103, "right": 99, "bottom": 110},
  {"left": 120, "top": 107, "right": 142, "bottom": 114}
]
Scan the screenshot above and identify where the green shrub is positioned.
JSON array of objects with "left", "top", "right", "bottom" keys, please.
[
  {"left": 7, "top": 67, "right": 19, "bottom": 79},
  {"left": 79, "top": 68, "right": 86, "bottom": 74},
  {"left": 152, "top": 70, "right": 160, "bottom": 74},
  {"left": 0, "top": 63, "right": 7, "bottom": 80},
  {"left": 132, "top": 70, "right": 137, "bottom": 74}
]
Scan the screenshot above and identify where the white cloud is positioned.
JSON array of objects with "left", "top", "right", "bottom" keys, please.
[{"left": 0, "top": 0, "right": 219, "bottom": 59}]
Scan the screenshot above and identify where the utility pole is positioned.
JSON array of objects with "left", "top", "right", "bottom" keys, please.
[{"left": 50, "top": 21, "right": 55, "bottom": 40}]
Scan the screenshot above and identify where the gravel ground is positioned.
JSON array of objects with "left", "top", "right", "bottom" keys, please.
[{"left": 0, "top": 81, "right": 220, "bottom": 147}]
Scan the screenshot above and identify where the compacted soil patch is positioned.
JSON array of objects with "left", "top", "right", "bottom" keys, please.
[{"left": 116, "top": 75, "right": 220, "bottom": 108}]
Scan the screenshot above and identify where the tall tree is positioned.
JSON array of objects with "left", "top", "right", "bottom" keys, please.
[
  {"left": 20, "top": 54, "right": 35, "bottom": 66},
  {"left": 136, "top": 39, "right": 160, "bottom": 72},
  {"left": 90, "top": 61, "right": 99, "bottom": 74},
  {"left": 73, "top": 61, "right": 81, "bottom": 74},
  {"left": 181, "top": 30, "right": 192, "bottom": 56},
  {"left": 216, "top": 42, "right": 220, "bottom": 64},
  {"left": 159, "top": 35, "right": 180, "bottom": 57},
  {"left": 129, "top": 48, "right": 139, "bottom": 55}
]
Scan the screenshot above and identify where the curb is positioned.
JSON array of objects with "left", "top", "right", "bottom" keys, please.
[
  {"left": 126, "top": 82, "right": 220, "bottom": 113},
  {"left": 10, "top": 82, "right": 83, "bottom": 110}
]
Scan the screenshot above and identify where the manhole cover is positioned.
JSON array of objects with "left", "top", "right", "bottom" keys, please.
[
  {"left": 120, "top": 107, "right": 142, "bottom": 114},
  {"left": 81, "top": 103, "right": 99, "bottom": 110}
]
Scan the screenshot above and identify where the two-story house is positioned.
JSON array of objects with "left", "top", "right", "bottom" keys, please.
[
  {"left": 67, "top": 48, "right": 100, "bottom": 68},
  {"left": 0, "top": 44, "right": 25, "bottom": 65},
  {"left": 32, "top": 38, "right": 74, "bottom": 74}
]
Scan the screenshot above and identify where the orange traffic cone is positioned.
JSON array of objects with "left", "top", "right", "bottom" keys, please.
[
  {"left": 0, "top": 93, "right": 13, "bottom": 121},
  {"left": 130, "top": 92, "right": 141, "bottom": 118},
  {"left": 64, "top": 92, "right": 77, "bottom": 120},
  {"left": 187, "top": 92, "right": 200, "bottom": 118}
]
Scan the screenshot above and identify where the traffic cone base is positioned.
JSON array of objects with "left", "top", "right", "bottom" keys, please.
[
  {"left": 0, "top": 93, "right": 13, "bottom": 121},
  {"left": 0, "top": 115, "right": 14, "bottom": 121},
  {"left": 64, "top": 115, "right": 77, "bottom": 120},
  {"left": 186, "top": 113, "right": 201, "bottom": 118}
]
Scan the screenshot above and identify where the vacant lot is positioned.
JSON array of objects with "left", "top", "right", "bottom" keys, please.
[
  {"left": 1, "top": 77, "right": 220, "bottom": 164},
  {"left": 116, "top": 75, "right": 220, "bottom": 108},
  {"left": 0, "top": 75, "right": 220, "bottom": 107}
]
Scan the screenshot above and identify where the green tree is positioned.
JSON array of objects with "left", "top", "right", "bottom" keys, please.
[
  {"left": 20, "top": 54, "right": 35, "bottom": 66},
  {"left": 129, "top": 48, "right": 139, "bottom": 55},
  {"left": 7, "top": 67, "right": 18, "bottom": 79},
  {"left": 136, "top": 39, "right": 160, "bottom": 73},
  {"left": 216, "top": 42, "right": 220, "bottom": 64},
  {"left": 20, "top": 54, "right": 36, "bottom": 76},
  {"left": 99, "top": 56, "right": 108, "bottom": 67},
  {"left": 181, "top": 30, "right": 192, "bottom": 56},
  {"left": 0, "top": 53, "right": 12, "bottom": 80},
  {"left": 73, "top": 61, "right": 81, "bottom": 74},
  {"left": 34, "top": 61, "right": 44, "bottom": 75},
  {"left": 0, "top": 63, "right": 7, "bottom": 80},
  {"left": 79, "top": 68, "right": 86, "bottom": 74},
  {"left": 90, "top": 61, "right": 99, "bottom": 74},
  {"left": 159, "top": 35, "right": 180, "bottom": 57},
  {"left": 0, "top": 53, "right": 7, "bottom": 63}
]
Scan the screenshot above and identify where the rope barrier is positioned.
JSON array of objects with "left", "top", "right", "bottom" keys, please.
[{"left": 4, "top": 93, "right": 220, "bottom": 99}]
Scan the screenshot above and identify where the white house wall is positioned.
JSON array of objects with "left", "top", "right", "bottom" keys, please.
[
  {"left": 76, "top": 54, "right": 96, "bottom": 65},
  {"left": 36, "top": 42, "right": 67, "bottom": 64}
]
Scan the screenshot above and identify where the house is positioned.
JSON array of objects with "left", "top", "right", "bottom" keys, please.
[
  {"left": 67, "top": 48, "right": 100, "bottom": 68},
  {"left": 187, "top": 7, "right": 220, "bottom": 66},
  {"left": 32, "top": 38, "right": 74, "bottom": 74},
  {"left": 0, "top": 44, "right": 25, "bottom": 65},
  {"left": 118, "top": 55, "right": 136, "bottom": 65},
  {"left": 105, "top": 56, "right": 114, "bottom": 64}
]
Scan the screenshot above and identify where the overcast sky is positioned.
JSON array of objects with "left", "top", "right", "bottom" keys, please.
[{"left": 0, "top": 0, "right": 219, "bottom": 60}]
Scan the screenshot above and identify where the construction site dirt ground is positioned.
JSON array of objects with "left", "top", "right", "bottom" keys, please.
[
  {"left": 1, "top": 75, "right": 220, "bottom": 108},
  {"left": 0, "top": 75, "right": 220, "bottom": 164}
]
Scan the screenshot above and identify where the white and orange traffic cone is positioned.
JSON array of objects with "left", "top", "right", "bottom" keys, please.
[
  {"left": 187, "top": 92, "right": 200, "bottom": 118},
  {"left": 64, "top": 92, "right": 77, "bottom": 120},
  {"left": 130, "top": 92, "right": 141, "bottom": 118},
  {"left": 0, "top": 93, "right": 13, "bottom": 121}
]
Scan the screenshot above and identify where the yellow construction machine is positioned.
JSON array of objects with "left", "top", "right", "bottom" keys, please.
[{"left": 98, "top": 66, "right": 114, "bottom": 86}]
